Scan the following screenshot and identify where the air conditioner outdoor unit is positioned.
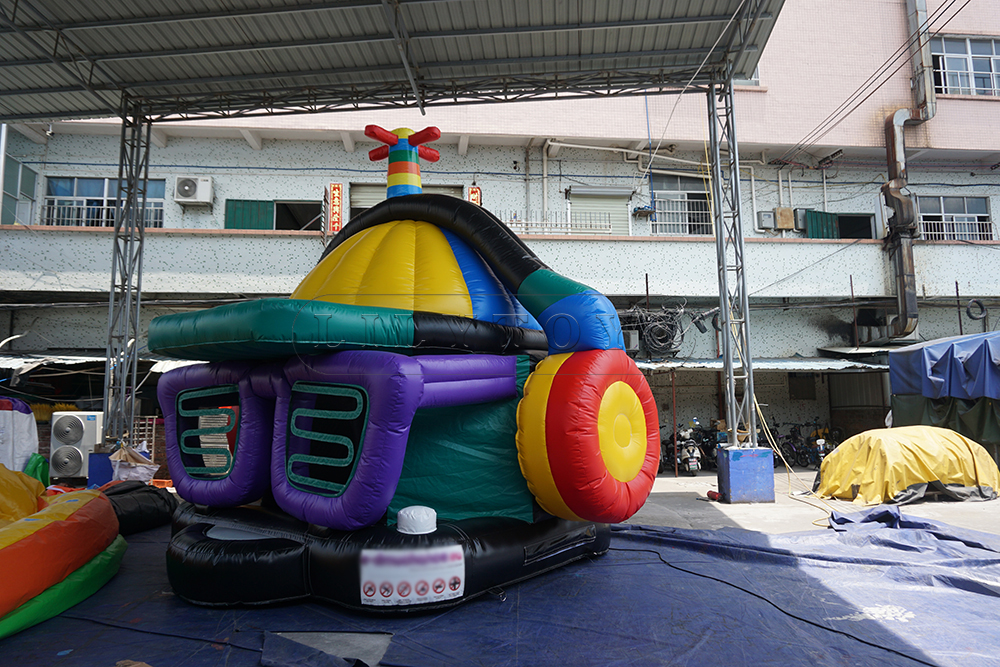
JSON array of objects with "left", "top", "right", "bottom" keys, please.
[
  {"left": 50, "top": 411, "right": 103, "bottom": 481},
  {"left": 623, "top": 330, "right": 641, "bottom": 352},
  {"left": 173, "top": 175, "right": 213, "bottom": 205}
]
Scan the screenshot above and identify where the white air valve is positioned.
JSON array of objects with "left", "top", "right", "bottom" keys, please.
[{"left": 396, "top": 505, "right": 437, "bottom": 535}]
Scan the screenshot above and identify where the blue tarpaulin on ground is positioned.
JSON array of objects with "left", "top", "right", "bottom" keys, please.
[
  {"left": 889, "top": 332, "right": 1000, "bottom": 400},
  {"left": 2, "top": 508, "right": 1000, "bottom": 666}
]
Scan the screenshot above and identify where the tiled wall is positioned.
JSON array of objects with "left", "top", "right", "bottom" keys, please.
[{"left": 9, "top": 130, "right": 998, "bottom": 246}]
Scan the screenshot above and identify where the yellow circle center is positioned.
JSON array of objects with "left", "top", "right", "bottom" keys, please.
[
  {"left": 597, "top": 381, "right": 647, "bottom": 482},
  {"left": 614, "top": 414, "right": 632, "bottom": 449}
]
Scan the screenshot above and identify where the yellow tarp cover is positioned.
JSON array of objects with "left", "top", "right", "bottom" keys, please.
[{"left": 815, "top": 425, "right": 1000, "bottom": 505}]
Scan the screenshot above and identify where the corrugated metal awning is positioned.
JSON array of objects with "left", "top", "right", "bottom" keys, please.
[
  {"left": 635, "top": 357, "right": 889, "bottom": 373},
  {"left": 0, "top": 0, "right": 785, "bottom": 122},
  {"left": 0, "top": 352, "right": 107, "bottom": 370},
  {"left": 0, "top": 353, "right": 203, "bottom": 374}
]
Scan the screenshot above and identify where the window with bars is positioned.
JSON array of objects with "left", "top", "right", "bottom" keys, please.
[
  {"left": 42, "top": 177, "right": 165, "bottom": 227},
  {"left": 917, "top": 196, "right": 992, "bottom": 241},
  {"left": 650, "top": 174, "right": 711, "bottom": 236},
  {"left": 931, "top": 36, "right": 1000, "bottom": 96},
  {"left": 652, "top": 192, "right": 711, "bottom": 235}
]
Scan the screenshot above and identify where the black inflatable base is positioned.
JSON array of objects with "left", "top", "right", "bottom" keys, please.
[{"left": 168, "top": 503, "right": 610, "bottom": 612}]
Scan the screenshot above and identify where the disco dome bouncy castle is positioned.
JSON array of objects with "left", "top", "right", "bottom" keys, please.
[{"left": 149, "top": 125, "right": 660, "bottom": 611}]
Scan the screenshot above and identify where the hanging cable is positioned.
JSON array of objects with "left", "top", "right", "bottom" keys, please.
[
  {"left": 631, "top": 0, "right": 750, "bottom": 192},
  {"left": 779, "top": 0, "right": 971, "bottom": 165}
]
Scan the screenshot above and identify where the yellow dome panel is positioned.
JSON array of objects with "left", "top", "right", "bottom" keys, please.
[{"left": 292, "top": 220, "right": 474, "bottom": 318}]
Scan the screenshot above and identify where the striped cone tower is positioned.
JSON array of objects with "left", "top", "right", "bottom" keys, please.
[{"left": 365, "top": 125, "right": 441, "bottom": 198}]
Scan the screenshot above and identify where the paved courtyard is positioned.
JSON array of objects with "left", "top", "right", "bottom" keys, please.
[{"left": 629, "top": 466, "right": 1000, "bottom": 536}]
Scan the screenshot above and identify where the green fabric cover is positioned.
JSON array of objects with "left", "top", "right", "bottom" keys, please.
[
  {"left": 148, "top": 299, "right": 416, "bottom": 361},
  {"left": 892, "top": 394, "right": 1000, "bottom": 464},
  {"left": 23, "top": 453, "right": 49, "bottom": 486},
  {"left": 516, "top": 269, "right": 592, "bottom": 315},
  {"left": 388, "top": 357, "right": 533, "bottom": 524},
  {"left": 0, "top": 534, "right": 127, "bottom": 640}
]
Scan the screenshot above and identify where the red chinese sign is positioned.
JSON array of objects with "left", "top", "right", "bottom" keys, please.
[
  {"left": 328, "top": 183, "right": 344, "bottom": 233},
  {"left": 468, "top": 186, "right": 482, "bottom": 206}
]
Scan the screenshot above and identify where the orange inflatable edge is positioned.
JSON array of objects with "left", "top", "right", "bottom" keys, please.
[{"left": 0, "top": 491, "right": 119, "bottom": 616}]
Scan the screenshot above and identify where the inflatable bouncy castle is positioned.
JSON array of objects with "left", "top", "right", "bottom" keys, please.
[{"left": 150, "top": 126, "right": 659, "bottom": 611}]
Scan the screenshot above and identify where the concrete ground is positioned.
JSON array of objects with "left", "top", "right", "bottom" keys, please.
[{"left": 628, "top": 465, "right": 1000, "bottom": 536}]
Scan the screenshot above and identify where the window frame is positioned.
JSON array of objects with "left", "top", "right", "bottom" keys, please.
[
  {"left": 41, "top": 176, "right": 166, "bottom": 228},
  {"left": 916, "top": 195, "right": 993, "bottom": 241},
  {"left": 931, "top": 36, "right": 1000, "bottom": 96},
  {"left": 651, "top": 190, "right": 712, "bottom": 236},
  {"left": 1, "top": 157, "right": 37, "bottom": 225},
  {"left": 224, "top": 198, "right": 324, "bottom": 231}
]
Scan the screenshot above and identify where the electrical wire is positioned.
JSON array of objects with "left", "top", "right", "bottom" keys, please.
[
  {"left": 780, "top": 0, "right": 972, "bottom": 165},
  {"left": 749, "top": 239, "right": 863, "bottom": 297},
  {"left": 620, "top": 303, "right": 688, "bottom": 357},
  {"left": 779, "top": 0, "right": 966, "bottom": 163},
  {"left": 0, "top": 383, "right": 63, "bottom": 402},
  {"left": 721, "top": 295, "right": 841, "bottom": 521},
  {"left": 58, "top": 612, "right": 262, "bottom": 654},
  {"left": 607, "top": 546, "right": 942, "bottom": 667},
  {"left": 631, "top": 0, "right": 750, "bottom": 192}
]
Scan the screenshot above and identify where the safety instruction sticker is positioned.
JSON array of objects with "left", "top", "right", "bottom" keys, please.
[{"left": 360, "top": 544, "right": 465, "bottom": 606}]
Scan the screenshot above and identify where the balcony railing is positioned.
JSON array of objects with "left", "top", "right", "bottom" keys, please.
[
  {"left": 919, "top": 217, "right": 994, "bottom": 241},
  {"left": 496, "top": 210, "right": 612, "bottom": 235},
  {"left": 40, "top": 202, "right": 164, "bottom": 228}
]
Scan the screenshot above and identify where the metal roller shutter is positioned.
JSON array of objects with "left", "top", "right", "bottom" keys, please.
[
  {"left": 569, "top": 189, "right": 631, "bottom": 235},
  {"left": 349, "top": 184, "right": 463, "bottom": 217}
]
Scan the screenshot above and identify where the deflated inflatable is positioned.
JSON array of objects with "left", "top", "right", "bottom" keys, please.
[
  {"left": 150, "top": 125, "right": 658, "bottom": 611},
  {"left": 0, "top": 464, "right": 125, "bottom": 639},
  {"left": 814, "top": 426, "right": 1000, "bottom": 505}
]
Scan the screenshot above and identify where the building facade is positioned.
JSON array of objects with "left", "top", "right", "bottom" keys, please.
[{"left": 2, "top": 0, "right": 999, "bottom": 442}]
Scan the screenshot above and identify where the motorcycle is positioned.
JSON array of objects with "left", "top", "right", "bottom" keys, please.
[
  {"left": 658, "top": 422, "right": 703, "bottom": 475},
  {"left": 675, "top": 425, "right": 703, "bottom": 475},
  {"left": 801, "top": 424, "right": 842, "bottom": 469}
]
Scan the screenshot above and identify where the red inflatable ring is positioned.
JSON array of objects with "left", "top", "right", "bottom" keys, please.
[{"left": 516, "top": 348, "right": 659, "bottom": 523}]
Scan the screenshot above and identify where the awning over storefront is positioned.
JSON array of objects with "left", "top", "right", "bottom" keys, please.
[
  {"left": 635, "top": 357, "right": 888, "bottom": 373},
  {"left": 3, "top": 352, "right": 884, "bottom": 378},
  {"left": 0, "top": 353, "right": 204, "bottom": 376}
]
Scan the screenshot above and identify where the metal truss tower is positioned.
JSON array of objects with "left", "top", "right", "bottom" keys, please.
[
  {"left": 707, "top": 80, "right": 757, "bottom": 447},
  {"left": 103, "top": 98, "right": 151, "bottom": 448}
]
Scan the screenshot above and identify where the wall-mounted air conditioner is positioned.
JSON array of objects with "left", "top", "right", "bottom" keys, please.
[
  {"left": 173, "top": 175, "right": 213, "bottom": 205},
  {"left": 49, "top": 411, "right": 103, "bottom": 482}
]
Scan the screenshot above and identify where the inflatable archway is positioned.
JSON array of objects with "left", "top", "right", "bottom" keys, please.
[{"left": 150, "top": 125, "right": 659, "bottom": 611}]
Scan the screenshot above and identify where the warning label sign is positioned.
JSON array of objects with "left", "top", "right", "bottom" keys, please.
[{"left": 359, "top": 544, "right": 465, "bottom": 607}]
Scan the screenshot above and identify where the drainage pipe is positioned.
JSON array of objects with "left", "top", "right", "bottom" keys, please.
[
  {"left": 546, "top": 139, "right": 704, "bottom": 166},
  {"left": 524, "top": 143, "right": 531, "bottom": 216},
  {"left": 880, "top": 0, "right": 936, "bottom": 339},
  {"left": 542, "top": 139, "right": 549, "bottom": 221}
]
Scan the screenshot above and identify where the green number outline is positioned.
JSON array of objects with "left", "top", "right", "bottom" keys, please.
[{"left": 286, "top": 382, "right": 368, "bottom": 497}]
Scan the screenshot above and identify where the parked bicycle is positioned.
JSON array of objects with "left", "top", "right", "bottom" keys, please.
[
  {"left": 800, "top": 418, "right": 843, "bottom": 469},
  {"left": 765, "top": 422, "right": 808, "bottom": 468},
  {"left": 767, "top": 420, "right": 843, "bottom": 469}
]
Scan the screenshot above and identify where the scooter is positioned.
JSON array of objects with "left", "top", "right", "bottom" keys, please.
[
  {"left": 658, "top": 424, "right": 702, "bottom": 475},
  {"left": 675, "top": 426, "right": 703, "bottom": 475}
]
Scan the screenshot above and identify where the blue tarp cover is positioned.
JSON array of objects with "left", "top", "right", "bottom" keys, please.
[
  {"left": 889, "top": 332, "right": 1000, "bottom": 400},
  {"left": 3, "top": 510, "right": 1000, "bottom": 666}
]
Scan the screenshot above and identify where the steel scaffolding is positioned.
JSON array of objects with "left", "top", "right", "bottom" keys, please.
[
  {"left": 102, "top": 98, "right": 150, "bottom": 448},
  {"left": 707, "top": 80, "right": 757, "bottom": 448}
]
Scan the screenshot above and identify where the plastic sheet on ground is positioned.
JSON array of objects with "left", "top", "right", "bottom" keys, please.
[{"left": 2, "top": 507, "right": 1000, "bottom": 666}]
